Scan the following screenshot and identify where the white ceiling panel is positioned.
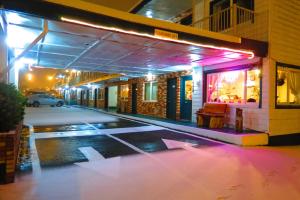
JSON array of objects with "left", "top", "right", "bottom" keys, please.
[
  {"left": 43, "top": 32, "right": 98, "bottom": 49},
  {"left": 48, "top": 21, "right": 111, "bottom": 39},
  {"left": 83, "top": 40, "right": 142, "bottom": 60}
]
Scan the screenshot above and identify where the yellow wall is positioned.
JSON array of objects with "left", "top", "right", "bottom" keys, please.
[{"left": 267, "top": 0, "right": 300, "bottom": 136}]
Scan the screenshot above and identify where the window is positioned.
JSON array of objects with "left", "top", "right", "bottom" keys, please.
[
  {"left": 206, "top": 68, "right": 260, "bottom": 104},
  {"left": 120, "top": 85, "right": 129, "bottom": 101},
  {"left": 185, "top": 80, "right": 193, "bottom": 100},
  {"left": 276, "top": 64, "right": 300, "bottom": 107},
  {"left": 144, "top": 82, "right": 158, "bottom": 101}
]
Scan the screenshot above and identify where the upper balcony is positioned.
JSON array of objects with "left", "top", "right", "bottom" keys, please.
[{"left": 192, "top": 4, "right": 269, "bottom": 42}]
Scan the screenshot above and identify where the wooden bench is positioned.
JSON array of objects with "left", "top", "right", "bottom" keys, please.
[{"left": 196, "top": 103, "right": 227, "bottom": 129}]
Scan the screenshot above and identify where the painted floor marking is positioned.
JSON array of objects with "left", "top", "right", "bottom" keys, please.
[
  {"left": 83, "top": 121, "right": 210, "bottom": 193},
  {"left": 34, "top": 125, "right": 165, "bottom": 139},
  {"left": 78, "top": 147, "right": 105, "bottom": 161},
  {"left": 78, "top": 106, "right": 226, "bottom": 145},
  {"left": 106, "top": 112, "right": 226, "bottom": 145}
]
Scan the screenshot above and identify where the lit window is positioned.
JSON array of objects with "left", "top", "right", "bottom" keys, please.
[
  {"left": 120, "top": 85, "right": 129, "bottom": 101},
  {"left": 144, "top": 82, "right": 158, "bottom": 101},
  {"left": 185, "top": 80, "right": 193, "bottom": 100},
  {"left": 207, "top": 68, "right": 260, "bottom": 104},
  {"left": 276, "top": 64, "right": 300, "bottom": 107}
]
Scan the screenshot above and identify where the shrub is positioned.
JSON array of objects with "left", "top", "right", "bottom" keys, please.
[{"left": 0, "top": 83, "right": 26, "bottom": 132}]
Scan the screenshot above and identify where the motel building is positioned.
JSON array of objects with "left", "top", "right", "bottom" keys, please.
[{"left": 0, "top": 0, "right": 300, "bottom": 146}]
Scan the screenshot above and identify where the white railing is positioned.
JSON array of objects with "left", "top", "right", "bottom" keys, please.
[{"left": 192, "top": 4, "right": 268, "bottom": 41}]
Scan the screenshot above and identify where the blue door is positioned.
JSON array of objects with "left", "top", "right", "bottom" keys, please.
[{"left": 180, "top": 76, "right": 193, "bottom": 121}]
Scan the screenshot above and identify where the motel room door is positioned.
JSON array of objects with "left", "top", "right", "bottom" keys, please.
[
  {"left": 94, "top": 88, "right": 98, "bottom": 108},
  {"left": 180, "top": 76, "right": 193, "bottom": 121},
  {"left": 80, "top": 90, "right": 84, "bottom": 105},
  {"left": 131, "top": 83, "right": 137, "bottom": 114},
  {"left": 167, "top": 78, "right": 177, "bottom": 120},
  {"left": 86, "top": 90, "right": 90, "bottom": 106},
  {"left": 104, "top": 87, "right": 108, "bottom": 109}
]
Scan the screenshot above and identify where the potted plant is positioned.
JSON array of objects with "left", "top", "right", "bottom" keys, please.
[{"left": 0, "top": 83, "right": 26, "bottom": 184}]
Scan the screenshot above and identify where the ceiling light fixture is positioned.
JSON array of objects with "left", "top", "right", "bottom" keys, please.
[
  {"left": 146, "top": 11, "right": 153, "bottom": 18},
  {"left": 61, "top": 17, "right": 255, "bottom": 59}
]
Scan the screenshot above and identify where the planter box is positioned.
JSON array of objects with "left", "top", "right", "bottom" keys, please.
[{"left": 0, "top": 122, "right": 22, "bottom": 184}]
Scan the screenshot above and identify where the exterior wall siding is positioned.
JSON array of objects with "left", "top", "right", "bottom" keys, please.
[{"left": 268, "top": 0, "right": 300, "bottom": 136}]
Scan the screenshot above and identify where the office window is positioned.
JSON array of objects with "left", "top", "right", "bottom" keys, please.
[
  {"left": 207, "top": 68, "right": 260, "bottom": 103},
  {"left": 276, "top": 64, "right": 300, "bottom": 107},
  {"left": 144, "top": 82, "right": 158, "bottom": 101}
]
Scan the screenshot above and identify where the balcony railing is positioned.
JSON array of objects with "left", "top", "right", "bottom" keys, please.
[{"left": 193, "top": 5, "right": 268, "bottom": 41}]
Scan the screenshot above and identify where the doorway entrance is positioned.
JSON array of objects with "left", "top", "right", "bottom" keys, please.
[
  {"left": 86, "top": 90, "right": 90, "bottom": 107},
  {"left": 80, "top": 90, "right": 84, "bottom": 105},
  {"left": 108, "top": 86, "right": 118, "bottom": 109},
  {"left": 167, "top": 78, "right": 177, "bottom": 120},
  {"left": 131, "top": 83, "right": 137, "bottom": 114},
  {"left": 104, "top": 87, "right": 108, "bottom": 109},
  {"left": 94, "top": 88, "right": 98, "bottom": 108},
  {"left": 180, "top": 76, "right": 193, "bottom": 121}
]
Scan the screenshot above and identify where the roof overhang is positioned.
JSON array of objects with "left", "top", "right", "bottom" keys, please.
[{"left": 0, "top": 0, "right": 268, "bottom": 57}]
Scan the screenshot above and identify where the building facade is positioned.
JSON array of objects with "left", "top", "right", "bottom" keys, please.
[{"left": 61, "top": 0, "right": 300, "bottom": 139}]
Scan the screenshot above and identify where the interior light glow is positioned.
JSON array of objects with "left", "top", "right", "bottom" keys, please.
[
  {"left": 86, "top": 83, "right": 92, "bottom": 88},
  {"left": 27, "top": 73, "right": 33, "bottom": 81},
  {"left": 6, "top": 12, "right": 27, "bottom": 24},
  {"left": 254, "top": 69, "right": 261, "bottom": 76},
  {"left": 65, "top": 85, "right": 69, "bottom": 89},
  {"left": 6, "top": 25, "right": 38, "bottom": 48},
  {"left": 71, "top": 87, "right": 76, "bottom": 91},
  {"left": 47, "top": 76, "right": 53, "bottom": 81},
  {"left": 146, "top": 72, "right": 155, "bottom": 81},
  {"left": 222, "top": 71, "right": 240, "bottom": 83},
  {"left": 57, "top": 74, "right": 65, "bottom": 79},
  {"left": 14, "top": 49, "right": 23, "bottom": 57},
  {"left": 61, "top": 17, "right": 255, "bottom": 59}
]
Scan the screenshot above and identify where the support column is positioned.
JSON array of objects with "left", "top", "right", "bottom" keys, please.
[
  {"left": 0, "top": 15, "right": 8, "bottom": 83},
  {"left": 191, "top": 66, "right": 204, "bottom": 123}
]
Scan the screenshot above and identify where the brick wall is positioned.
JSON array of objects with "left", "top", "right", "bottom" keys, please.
[
  {"left": 127, "top": 71, "right": 191, "bottom": 119},
  {"left": 0, "top": 123, "right": 22, "bottom": 184}
]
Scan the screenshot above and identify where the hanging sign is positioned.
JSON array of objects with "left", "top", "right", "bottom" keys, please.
[{"left": 154, "top": 29, "right": 179, "bottom": 40}]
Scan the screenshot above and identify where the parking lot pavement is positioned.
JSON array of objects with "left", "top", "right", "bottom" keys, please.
[
  {"left": 24, "top": 106, "right": 119, "bottom": 126},
  {"left": 2, "top": 107, "right": 300, "bottom": 200},
  {"left": 26, "top": 107, "right": 220, "bottom": 168}
]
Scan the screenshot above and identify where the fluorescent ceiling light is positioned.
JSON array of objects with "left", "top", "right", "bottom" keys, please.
[
  {"left": 146, "top": 11, "right": 153, "bottom": 18},
  {"left": 6, "top": 25, "right": 38, "bottom": 48}
]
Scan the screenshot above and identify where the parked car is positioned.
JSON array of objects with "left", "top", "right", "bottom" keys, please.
[{"left": 27, "top": 94, "right": 64, "bottom": 107}]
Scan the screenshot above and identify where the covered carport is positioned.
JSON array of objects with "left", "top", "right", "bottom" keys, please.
[{"left": 0, "top": 0, "right": 267, "bottom": 85}]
